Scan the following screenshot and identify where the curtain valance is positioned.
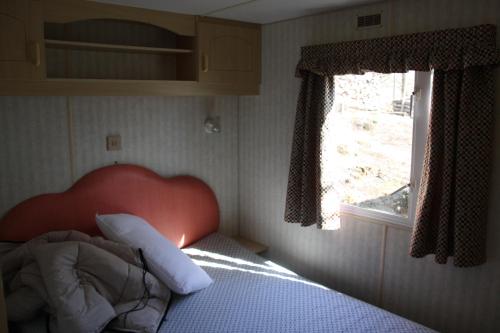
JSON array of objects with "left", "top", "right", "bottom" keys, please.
[{"left": 296, "top": 25, "right": 500, "bottom": 77}]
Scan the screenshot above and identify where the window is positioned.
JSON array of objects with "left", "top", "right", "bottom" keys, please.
[{"left": 321, "top": 71, "right": 432, "bottom": 226}]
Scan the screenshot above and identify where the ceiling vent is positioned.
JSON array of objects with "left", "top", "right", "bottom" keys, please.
[{"left": 357, "top": 13, "right": 382, "bottom": 28}]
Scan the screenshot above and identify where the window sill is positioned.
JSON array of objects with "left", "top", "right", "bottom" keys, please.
[{"left": 339, "top": 204, "right": 413, "bottom": 230}]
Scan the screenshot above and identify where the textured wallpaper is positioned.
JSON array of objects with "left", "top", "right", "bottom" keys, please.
[
  {"left": 0, "top": 95, "right": 239, "bottom": 236},
  {"left": 238, "top": 0, "right": 500, "bottom": 332},
  {"left": 0, "top": 97, "right": 71, "bottom": 216}
]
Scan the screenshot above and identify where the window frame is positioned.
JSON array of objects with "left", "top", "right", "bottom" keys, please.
[{"left": 336, "top": 71, "right": 433, "bottom": 227}]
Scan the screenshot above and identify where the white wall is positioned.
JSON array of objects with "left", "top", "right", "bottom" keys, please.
[
  {"left": 238, "top": 0, "right": 500, "bottom": 332},
  {"left": 0, "top": 96, "right": 239, "bottom": 236}
]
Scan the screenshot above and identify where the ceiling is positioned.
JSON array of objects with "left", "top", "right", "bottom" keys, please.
[{"left": 93, "top": 0, "right": 384, "bottom": 24}]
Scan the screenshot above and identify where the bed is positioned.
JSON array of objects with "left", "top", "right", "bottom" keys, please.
[{"left": 0, "top": 165, "right": 434, "bottom": 333}]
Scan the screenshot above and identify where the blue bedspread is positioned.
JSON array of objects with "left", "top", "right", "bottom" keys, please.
[{"left": 159, "top": 233, "right": 434, "bottom": 333}]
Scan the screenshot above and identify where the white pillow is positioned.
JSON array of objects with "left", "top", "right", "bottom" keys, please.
[{"left": 96, "top": 213, "right": 213, "bottom": 294}]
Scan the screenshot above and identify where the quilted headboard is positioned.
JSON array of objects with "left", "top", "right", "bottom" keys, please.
[{"left": 0, "top": 164, "right": 220, "bottom": 248}]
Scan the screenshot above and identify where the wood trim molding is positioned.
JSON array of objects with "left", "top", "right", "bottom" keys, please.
[
  {"left": 0, "top": 79, "right": 260, "bottom": 96},
  {"left": 45, "top": 39, "right": 194, "bottom": 55},
  {"left": 42, "top": 0, "right": 196, "bottom": 36},
  {"left": 66, "top": 96, "right": 76, "bottom": 183},
  {"left": 377, "top": 225, "right": 388, "bottom": 307}
]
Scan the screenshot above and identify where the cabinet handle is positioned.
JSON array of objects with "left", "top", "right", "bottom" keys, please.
[
  {"left": 202, "top": 53, "right": 209, "bottom": 72},
  {"left": 32, "top": 42, "right": 41, "bottom": 67}
]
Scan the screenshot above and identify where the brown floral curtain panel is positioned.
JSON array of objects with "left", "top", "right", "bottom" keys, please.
[
  {"left": 285, "top": 25, "right": 500, "bottom": 267},
  {"left": 284, "top": 73, "right": 334, "bottom": 227}
]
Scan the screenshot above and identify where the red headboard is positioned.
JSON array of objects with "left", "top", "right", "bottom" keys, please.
[{"left": 0, "top": 164, "right": 219, "bottom": 248}]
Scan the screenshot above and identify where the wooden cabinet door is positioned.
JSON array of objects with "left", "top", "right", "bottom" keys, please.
[
  {"left": 0, "top": 0, "right": 43, "bottom": 80},
  {"left": 198, "top": 19, "right": 260, "bottom": 87}
]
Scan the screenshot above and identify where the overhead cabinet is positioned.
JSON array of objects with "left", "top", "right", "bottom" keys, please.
[
  {"left": 0, "top": 0, "right": 261, "bottom": 96},
  {"left": 43, "top": 19, "right": 196, "bottom": 81},
  {"left": 198, "top": 18, "right": 261, "bottom": 87},
  {"left": 0, "top": 0, "right": 44, "bottom": 80}
]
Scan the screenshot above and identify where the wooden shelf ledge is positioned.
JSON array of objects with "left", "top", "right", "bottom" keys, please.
[
  {"left": 45, "top": 39, "right": 193, "bottom": 55},
  {"left": 0, "top": 79, "right": 260, "bottom": 96},
  {"left": 232, "top": 236, "right": 268, "bottom": 254}
]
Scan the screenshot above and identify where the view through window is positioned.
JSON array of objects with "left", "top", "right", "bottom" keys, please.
[{"left": 321, "top": 71, "right": 416, "bottom": 220}]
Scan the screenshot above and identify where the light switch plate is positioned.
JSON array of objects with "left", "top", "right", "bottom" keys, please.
[{"left": 106, "top": 135, "right": 121, "bottom": 151}]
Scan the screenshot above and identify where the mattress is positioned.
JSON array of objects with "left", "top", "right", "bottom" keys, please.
[{"left": 160, "top": 233, "right": 434, "bottom": 333}]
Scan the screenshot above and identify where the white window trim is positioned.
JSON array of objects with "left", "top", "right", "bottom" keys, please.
[
  {"left": 340, "top": 203, "right": 409, "bottom": 226},
  {"left": 338, "top": 71, "right": 432, "bottom": 228}
]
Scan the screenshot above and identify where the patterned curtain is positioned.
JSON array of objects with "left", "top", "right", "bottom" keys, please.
[
  {"left": 284, "top": 73, "right": 334, "bottom": 228},
  {"left": 285, "top": 25, "right": 499, "bottom": 266},
  {"left": 410, "top": 68, "right": 495, "bottom": 267}
]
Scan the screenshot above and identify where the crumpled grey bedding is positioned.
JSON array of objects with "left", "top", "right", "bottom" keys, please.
[{"left": 1, "top": 230, "right": 170, "bottom": 333}]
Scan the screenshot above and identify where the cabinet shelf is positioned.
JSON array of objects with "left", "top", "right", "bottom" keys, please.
[
  {"left": 45, "top": 39, "right": 193, "bottom": 55},
  {"left": 1, "top": 0, "right": 261, "bottom": 95}
]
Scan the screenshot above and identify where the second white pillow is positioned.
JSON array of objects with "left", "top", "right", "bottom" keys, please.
[{"left": 96, "top": 213, "right": 213, "bottom": 295}]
